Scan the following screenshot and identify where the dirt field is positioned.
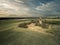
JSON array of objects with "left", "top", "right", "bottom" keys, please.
[{"left": 0, "top": 19, "right": 60, "bottom": 45}]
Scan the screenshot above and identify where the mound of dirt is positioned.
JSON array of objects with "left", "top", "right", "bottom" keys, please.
[
  {"left": 26, "top": 23, "right": 54, "bottom": 36},
  {"left": 27, "top": 23, "right": 48, "bottom": 34}
]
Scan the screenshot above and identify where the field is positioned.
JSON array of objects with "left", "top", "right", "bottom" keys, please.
[{"left": 0, "top": 19, "right": 60, "bottom": 45}]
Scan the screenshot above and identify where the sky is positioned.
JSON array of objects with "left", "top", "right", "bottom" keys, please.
[{"left": 0, "top": 0, "right": 60, "bottom": 17}]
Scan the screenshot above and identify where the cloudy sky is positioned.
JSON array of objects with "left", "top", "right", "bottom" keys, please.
[{"left": 0, "top": 0, "right": 60, "bottom": 17}]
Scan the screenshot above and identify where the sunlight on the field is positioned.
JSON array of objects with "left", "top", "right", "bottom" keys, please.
[{"left": 0, "top": 20, "right": 60, "bottom": 45}]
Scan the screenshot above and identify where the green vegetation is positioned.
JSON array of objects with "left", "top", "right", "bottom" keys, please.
[
  {"left": 43, "top": 19, "right": 60, "bottom": 25},
  {"left": 0, "top": 19, "right": 60, "bottom": 45}
]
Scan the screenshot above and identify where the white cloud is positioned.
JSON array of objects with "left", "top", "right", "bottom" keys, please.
[
  {"left": 15, "top": 0, "right": 24, "bottom": 3},
  {"left": 35, "top": 2, "right": 56, "bottom": 11},
  {"left": 0, "top": 3, "right": 21, "bottom": 12},
  {"left": 0, "top": 0, "right": 31, "bottom": 17},
  {"left": 35, "top": 1, "right": 60, "bottom": 16}
]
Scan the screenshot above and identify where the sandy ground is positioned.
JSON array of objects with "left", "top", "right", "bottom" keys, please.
[
  {"left": 27, "top": 23, "right": 51, "bottom": 35},
  {"left": 0, "top": 21, "right": 59, "bottom": 45}
]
